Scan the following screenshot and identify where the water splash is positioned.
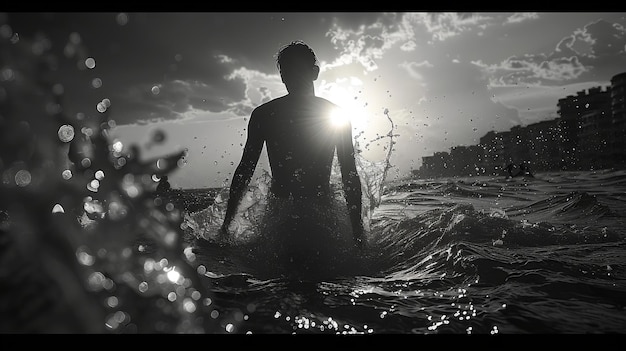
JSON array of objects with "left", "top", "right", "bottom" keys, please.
[
  {"left": 183, "top": 108, "right": 398, "bottom": 245},
  {"left": 352, "top": 108, "right": 398, "bottom": 231}
]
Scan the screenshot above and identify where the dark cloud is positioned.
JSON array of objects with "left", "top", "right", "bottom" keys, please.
[
  {"left": 584, "top": 19, "right": 626, "bottom": 58},
  {"left": 576, "top": 19, "right": 626, "bottom": 80},
  {"left": 106, "top": 78, "right": 247, "bottom": 125},
  {"left": 488, "top": 18, "right": 626, "bottom": 87},
  {"left": 3, "top": 12, "right": 259, "bottom": 125},
  {"left": 2, "top": 12, "right": 401, "bottom": 127}
]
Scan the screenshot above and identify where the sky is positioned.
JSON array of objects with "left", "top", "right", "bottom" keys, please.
[{"left": 3, "top": 12, "right": 626, "bottom": 189}]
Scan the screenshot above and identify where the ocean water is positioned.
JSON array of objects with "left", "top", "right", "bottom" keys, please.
[{"left": 175, "top": 169, "right": 626, "bottom": 334}]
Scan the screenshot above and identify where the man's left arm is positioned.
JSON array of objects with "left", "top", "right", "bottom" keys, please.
[{"left": 336, "top": 122, "right": 365, "bottom": 246}]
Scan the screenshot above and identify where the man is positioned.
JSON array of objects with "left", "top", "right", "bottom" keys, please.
[{"left": 219, "top": 40, "right": 365, "bottom": 247}]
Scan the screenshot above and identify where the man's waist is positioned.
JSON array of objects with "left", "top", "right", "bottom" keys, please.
[{"left": 270, "top": 182, "right": 331, "bottom": 199}]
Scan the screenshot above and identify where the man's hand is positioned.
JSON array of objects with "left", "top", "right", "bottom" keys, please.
[
  {"left": 217, "top": 222, "right": 230, "bottom": 243},
  {"left": 354, "top": 235, "right": 366, "bottom": 249},
  {"left": 353, "top": 222, "right": 366, "bottom": 249}
]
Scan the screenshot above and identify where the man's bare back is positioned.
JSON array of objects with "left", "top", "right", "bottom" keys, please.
[
  {"left": 219, "top": 40, "right": 365, "bottom": 246},
  {"left": 255, "top": 95, "right": 344, "bottom": 198}
]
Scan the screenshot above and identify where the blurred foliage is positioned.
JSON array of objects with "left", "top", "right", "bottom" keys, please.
[{"left": 0, "top": 16, "right": 218, "bottom": 333}]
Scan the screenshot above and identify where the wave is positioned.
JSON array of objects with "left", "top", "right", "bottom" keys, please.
[{"left": 186, "top": 193, "right": 622, "bottom": 282}]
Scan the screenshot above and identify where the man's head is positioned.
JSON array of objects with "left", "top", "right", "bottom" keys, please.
[{"left": 276, "top": 40, "right": 320, "bottom": 93}]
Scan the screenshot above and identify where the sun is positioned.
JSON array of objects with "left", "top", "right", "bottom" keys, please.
[
  {"left": 329, "top": 106, "right": 351, "bottom": 127},
  {"left": 324, "top": 96, "right": 369, "bottom": 135}
]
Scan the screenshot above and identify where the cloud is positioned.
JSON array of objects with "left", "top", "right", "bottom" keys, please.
[
  {"left": 399, "top": 61, "right": 433, "bottom": 82},
  {"left": 104, "top": 77, "right": 243, "bottom": 125},
  {"left": 225, "top": 67, "right": 285, "bottom": 116},
  {"left": 404, "top": 13, "right": 497, "bottom": 43},
  {"left": 324, "top": 13, "right": 413, "bottom": 74},
  {"left": 482, "top": 18, "right": 626, "bottom": 90},
  {"left": 504, "top": 13, "right": 539, "bottom": 25},
  {"left": 574, "top": 19, "right": 626, "bottom": 58}
]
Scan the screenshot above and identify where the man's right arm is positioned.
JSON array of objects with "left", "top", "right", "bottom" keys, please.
[{"left": 220, "top": 111, "right": 264, "bottom": 236}]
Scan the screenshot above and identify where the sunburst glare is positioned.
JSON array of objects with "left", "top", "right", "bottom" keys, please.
[{"left": 319, "top": 80, "right": 369, "bottom": 135}]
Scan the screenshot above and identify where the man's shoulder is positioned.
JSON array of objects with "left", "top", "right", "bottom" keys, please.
[
  {"left": 253, "top": 96, "right": 288, "bottom": 114},
  {"left": 253, "top": 95, "right": 337, "bottom": 115},
  {"left": 314, "top": 96, "right": 339, "bottom": 108}
]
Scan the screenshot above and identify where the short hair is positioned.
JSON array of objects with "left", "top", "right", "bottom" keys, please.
[{"left": 275, "top": 40, "right": 318, "bottom": 70}]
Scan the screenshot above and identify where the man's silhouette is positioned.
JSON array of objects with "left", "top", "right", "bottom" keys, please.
[{"left": 219, "top": 40, "right": 365, "bottom": 247}]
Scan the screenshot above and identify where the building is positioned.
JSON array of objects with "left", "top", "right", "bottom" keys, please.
[
  {"left": 557, "top": 86, "right": 612, "bottom": 170},
  {"left": 610, "top": 72, "right": 626, "bottom": 167},
  {"left": 414, "top": 71, "right": 626, "bottom": 178}
]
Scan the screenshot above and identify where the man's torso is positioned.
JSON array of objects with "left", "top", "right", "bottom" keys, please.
[{"left": 254, "top": 95, "right": 343, "bottom": 198}]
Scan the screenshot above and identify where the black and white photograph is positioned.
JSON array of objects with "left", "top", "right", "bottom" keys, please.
[{"left": 1, "top": 11, "right": 625, "bottom": 334}]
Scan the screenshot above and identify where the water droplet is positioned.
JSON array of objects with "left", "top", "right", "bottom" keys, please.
[
  {"left": 112, "top": 140, "right": 123, "bottom": 153},
  {"left": 0, "top": 24, "right": 13, "bottom": 40},
  {"left": 151, "top": 129, "right": 166, "bottom": 143},
  {"left": 62, "top": 169, "right": 72, "bottom": 180},
  {"left": 87, "top": 179, "right": 100, "bottom": 192},
  {"left": 85, "top": 57, "right": 96, "bottom": 69},
  {"left": 58, "top": 124, "right": 75, "bottom": 143},
  {"left": 116, "top": 13, "right": 129, "bottom": 26},
  {"left": 156, "top": 158, "right": 167, "bottom": 169},
  {"left": 108, "top": 201, "right": 128, "bottom": 221},
  {"left": 91, "top": 78, "right": 102, "bottom": 88},
  {"left": 115, "top": 157, "right": 127, "bottom": 168},
  {"left": 52, "top": 204, "right": 65, "bottom": 213},
  {"left": 15, "top": 169, "right": 31, "bottom": 187},
  {"left": 81, "top": 158, "right": 91, "bottom": 168}
]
